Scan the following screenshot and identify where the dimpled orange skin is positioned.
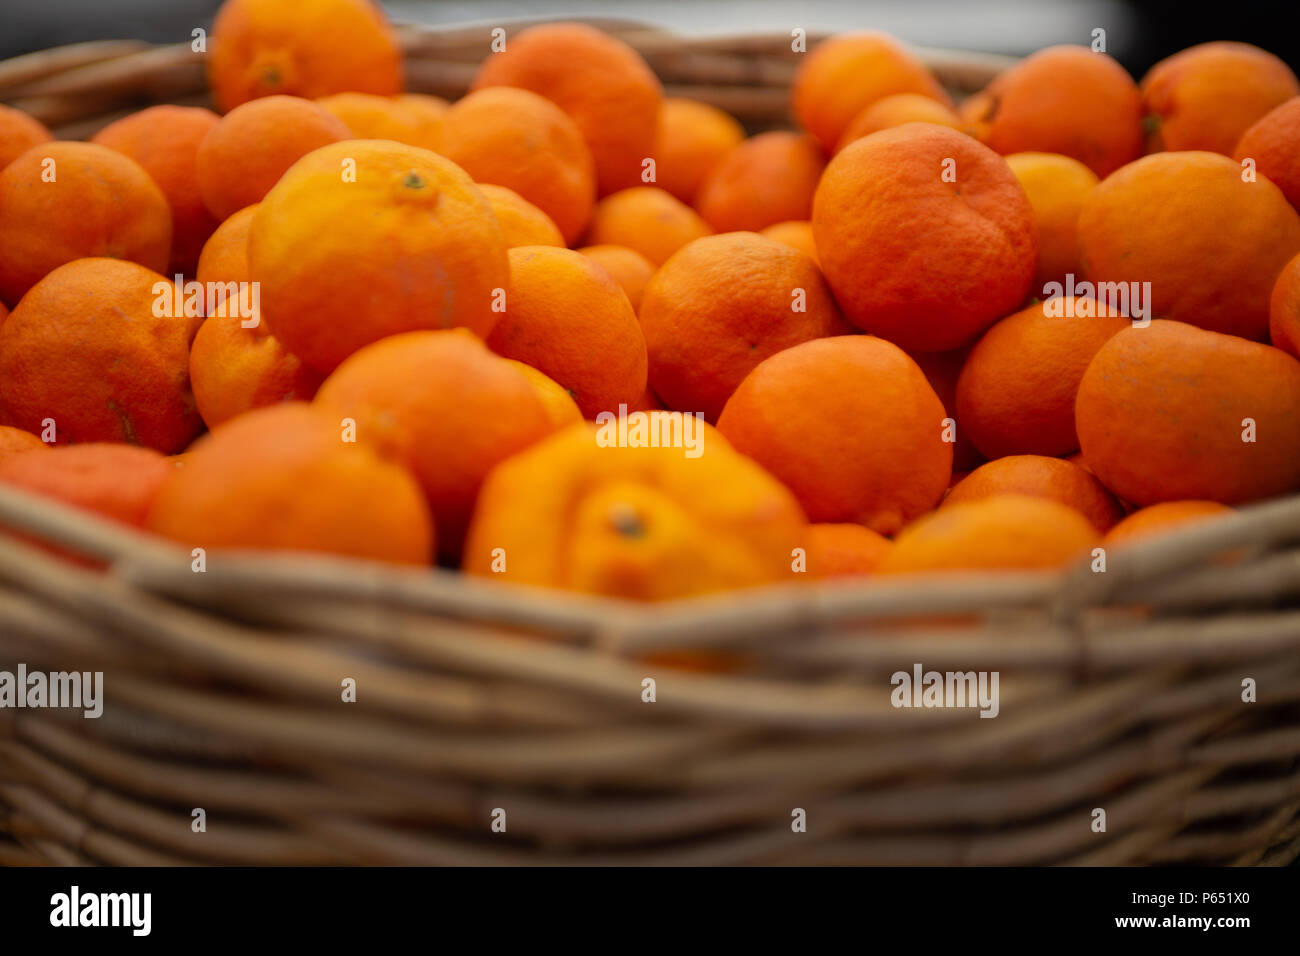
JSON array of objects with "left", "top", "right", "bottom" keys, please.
[
  {"left": 195, "top": 95, "right": 351, "bottom": 221},
  {"left": 836, "top": 93, "right": 961, "bottom": 152},
  {"left": 0, "top": 425, "right": 47, "bottom": 459},
  {"left": 879, "top": 494, "right": 1100, "bottom": 575},
  {"left": 652, "top": 98, "right": 746, "bottom": 204},
  {"left": 92, "top": 105, "right": 221, "bottom": 276},
  {"left": 638, "top": 232, "right": 851, "bottom": 422},
  {"left": 313, "top": 330, "right": 554, "bottom": 558},
  {"left": 147, "top": 403, "right": 433, "bottom": 565},
  {"left": 758, "top": 221, "right": 819, "bottom": 264},
  {"left": 1141, "top": 42, "right": 1300, "bottom": 155},
  {"left": 804, "top": 523, "right": 893, "bottom": 579},
  {"left": 503, "top": 359, "right": 583, "bottom": 428},
  {"left": 1235, "top": 97, "right": 1300, "bottom": 210},
  {"left": 0, "top": 105, "right": 52, "bottom": 172},
  {"left": 812, "top": 124, "right": 1038, "bottom": 352},
  {"left": 248, "top": 140, "right": 508, "bottom": 374},
  {"left": 1004, "top": 152, "right": 1100, "bottom": 291},
  {"left": 196, "top": 204, "right": 257, "bottom": 292},
  {"left": 1271, "top": 252, "right": 1300, "bottom": 358},
  {"left": 472, "top": 23, "right": 662, "bottom": 196},
  {"left": 0, "top": 259, "right": 201, "bottom": 453},
  {"left": 577, "top": 245, "right": 656, "bottom": 312},
  {"left": 0, "top": 443, "right": 174, "bottom": 527},
  {"left": 1077, "top": 151, "right": 1300, "bottom": 341},
  {"left": 464, "top": 422, "right": 807, "bottom": 601},
  {"left": 717, "top": 335, "right": 951, "bottom": 535},
  {"left": 207, "top": 0, "right": 403, "bottom": 113},
  {"left": 489, "top": 246, "right": 648, "bottom": 419},
  {"left": 1076, "top": 320, "right": 1300, "bottom": 506},
  {"left": 584, "top": 187, "right": 712, "bottom": 266},
  {"left": 316, "top": 92, "right": 443, "bottom": 150},
  {"left": 792, "top": 32, "right": 951, "bottom": 154},
  {"left": 0, "top": 142, "right": 171, "bottom": 307},
  {"left": 477, "top": 184, "right": 565, "bottom": 248},
  {"left": 956, "top": 297, "right": 1129, "bottom": 459},
  {"left": 961, "top": 46, "right": 1142, "bottom": 178},
  {"left": 1103, "top": 501, "right": 1234, "bottom": 547},
  {"left": 943, "top": 455, "right": 1124, "bottom": 532},
  {"left": 695, "top": 132, "right": 827, "bottom": 234}
]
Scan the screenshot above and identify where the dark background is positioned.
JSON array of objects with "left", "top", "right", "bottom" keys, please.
[{"left": 1, "top": 0, "right": 1298, "bottom": 77}]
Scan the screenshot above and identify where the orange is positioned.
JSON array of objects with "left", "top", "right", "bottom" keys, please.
[
  {"left": 812, "top": 123, "right": 1037, "bottom": 351},
  {"left": 313, "top": 329, "right": 554, "bottom": 557},
  {"left": 1270, "top": 251, "right": 1300, "bottom": 358},
  {"left": 629, "top": 385, "right": 664, "bottom": 413},
  {"left": 91, "top": 105, "right": 221, "bottom": 276},
  {"left": 0, "top": 443, "right": 173, "bottom": 528},
  {"left": 396, "top": 94, "right": 450, "bottom": 124},
  {"left": 792, "top": 31, "right": 951, "bottom": 154},
  {"left": 504, "top": 359, "right": 583, "bottom": 429},
  {"left": 1103, "top": 501, "right": 1234, "bottom": 547},
  {"left": 146, "top": 403, "right": 432, "bottom": 564},
  {"left": 584, "top": 186, "right": 711, "bottom": 266},
  {"left": 1004, "top": 152, "right": 1100, "bottom": 291},
  {"left": 638, "top": 232, "right": 850, "bottom": 421},
  {"left": 248, "top": 140, "right": 508, "bottom": 374},
  {"left": 758, "top": 221, "right": 818, "bottom": 264},
  {"left": 803, "top": 523, "right": 892, "bottom": 579},
  {"left": 0, "top": 104, "right": 52, "bottom": 173},
  {"left": 1077, "top": 151, "right": 1300, "bottom": 341},
  {"left": 943, "top": 455, "right": 1124, "bottom": 532},
  {"left": 908, "top": 346, "right": 983, "bottom": 472},
  {"left": 317, "top": 92, "right": 443, "bottom": 150},
  {"left": 472, "top": 22, "right": 662, "bottom": 196},
  {"left": 0, "top": 142, "right": 171, "bottom": 306},
  {"left": 488, "top": 246, "right": 647, "bottom": 418},
  {"left": 716, "top": 335, "right": 951, "bottom": 534},
  {"left": 0, "top": 259, "right": 201, "bottom": 453},
  {"left": 0, "top": 425, "right": 47, "bottom": 459},
  {"left": 477, "top": 184, "right": 564, "bottom": 248},
  {"left": 1076, "top": 320, "right": 1300, "bottom": 505},
  {"left": 196, "top": 204, "right": 257, "bottom": 293},
  {"left": 955, "top": 296, "right": 1129, "bottom": 458},
  {"left": 879, "top": 494, "right": 1099, "bottom": 574},
  {"left": 463, "top": 422, "right": 807, "bottom": 600},
  {"left": 1141, "top": 42, "right": 1300, "bottom": 155},
  {"left": 577, "top": 244, "right": 656, "bottom": 311},
  {"left": 651, "top": 98, "right": 745, "bottom": 204},
  {"left": 1234, "top": 96, "right": 1300, "bottom": 210},
  {"left": 437, "top": 87, "right": 595, "bottom": 244},
  {"left": 961, "top": 46, "right": 1142, "bottom": 177},
  {"left": 836, "top": 93, "right": 961, "bottom": 152},
  {"left": 207, "top": 0, "right": 403, "bottom": 112},
  {"left": 694, "top": 132, "right": 826, "bottom": 234},
  {"left": 195, "top": 95, "right": 351, "bottom": 221}
]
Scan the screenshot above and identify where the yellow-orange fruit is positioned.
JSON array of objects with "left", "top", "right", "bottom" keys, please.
[
  {"left": 1234, "top": 96, "right": 1300, "bottom": 210},
  {"left": 836, "top": 93, "right": 961, "bottom": 152},
  {"left": 943, "top": 454, "right": 1124, "bottom": 532},
  {"left": 477, "top": 184, "right": 565, "bottom": 248},
  {"left": 577, "top": 244, "right": 656, "bottom": 312},
  {"left": 0, "top": 104, "right": 53, "bottom": 172},
  {"left": 695, "top": 132, "right": 826, "bottom": 233},
  {"left": 804, "top": 523, "right": 893, "bottom": 578},
  {"left": 1103, "top": 500, "right": 1234, "bottom": 547},
  {"left": 317, "top": 92, "right": 442, "bottom": 150},
  {"left": 758, "top": 221, "right": 819, "bottom": 264},
  {"left": 584, "top": 186, "right": 711, "bottom": 266},
  {"left": 651, "top": 98, "right": 745, "bottom": 204},
  {"left": 1004, "top": 151, "right": 1100, "bottom": 291},
  {"left": 504, "top": 359, "right": 583, "bottom": 429}
]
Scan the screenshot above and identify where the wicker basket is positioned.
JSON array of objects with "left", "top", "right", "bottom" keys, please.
[{"left": 2, "top": 19, "right": 1300, "bottom": 867}]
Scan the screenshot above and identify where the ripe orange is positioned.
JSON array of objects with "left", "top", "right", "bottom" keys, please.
[
  {"left": 316, "top": 92, "right": 443, "bottom": 150},
  {"left": 477, "top": 184, "right": 564, "bottom": 248},
  {"left": 248, "top": 140, "right": 508, "bottom": 374},
  {"left": 196, "top": 204, "right": 257, "bottom": 292},
  {"left": 836, "top": 93, "right": 960, "bottom": 152},
  {"left": 1103, "top": 501, "right": 1234, "bottom": 547},
  {"left": 804, "top": 523, "right": 892, "bottom": 578},
  {"left": 812, "top": 123, "right": 1037, "bottom": 351},
  {"left": 0, "top": 142, "right": 171, "bottom": 306},
  {"left": 717, "top": 335, "right": 951, "bottom": 534},
  {"left": 147, "top": 402, "right": 432, "bottom": 564},
  {"left": 694, "top": 132, "right": 826, "bottom": 233},
  {"left": 0, "top": 104, "right": 52, "bottom": 173},
  {"left": 1004, "top": 152, "right": 1100, "bottom": 291},
  {"left": 758, "top": 221, "right": 819, "bottom": 264},
  {"left": 488, "top": 246, "right": 647, "bottom": 418},
  {"left": 1234, "top": 96, "right": 1300, "bottom": 210},
  {"left": 577, "top": 244, "right": 656, "bottom": 311},
  {"left": 503, "top": 359, "right": 583, "bottom": 428},
  {"left": 584, "top": 186, "right": 711, "bottom": 266},
  {"left": 1270, "top": 251, "right": 1300, "bottom": 358},
  {"left": 906, "top": 346, "right": 984, "bottom": 473},
  {"left": 0, "top": 425, "right": 47, "bottom": 459},
  {"left": 1076, "top": 320, "right": 1300, "bottom": 505},
  {"left": 651, "top": 98, "right": 745, "bottom": 204},
  {"left": 943, "top": 454, "right": 1124, "bottom": 532},
  {"left": 638, "top": 232, "right": 850, "bottom": 421},
  {"left": 0, "top": 443, "right": 173, "bottom": 528}
]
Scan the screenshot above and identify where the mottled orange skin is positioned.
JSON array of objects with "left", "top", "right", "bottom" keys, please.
[
  {"left": 577, "top": 245, "right": 656, "bottom": 312},
  {"left": 317, "top": 92, "right": 443, "bottom": 150},
  {"left": 1004, "top": 152, "right": 1100, "bottom": 291},
  {"left": 147, "top": 403, "right": 433, "bottom": 564},
  {"left": 0, "top": 142, "right": 171, "bottom": 307},
  {"left": 793, "top": 32, "right": 951, "bottom": 154},
  {"left": 1076, "top": 320, "right": 1300, "bottom": 506},
  {"left": 758, "top": 221, "right": 819, "bottom": 264},
  {"left": 207, "top": 0, "right": 403, "bottom": 112},
  {"left": 0, "top": 259, "right": 201, "bottom": 453},
  {"left": 477, "top": 184, "right": 564, "bottom": 248},
  {"left": 836, "top": 94, "right": 961, "bottom": 152},
  {"left": 0, "top": 425, "right": 47, "bottom": 459},
  {"left": 248, "top": 140, "right": 508, "bottom": 374},
  {"left": 961, "top": 46, "right": 1142, "bottom": 177},
  {"left": 196, "top": 95, "right": 351, "bottom": 221},
  {"left": 879, "top": 494, "right": 1099, "bottom": 574},
  {"left": 489, "top": 246, "right": 647, "bottom": 419},
  {"left": 908, "top": 346, "right": 983, "bottom": 472},
  {"left": 1235, "top": 96, "right": 1300, "bottom": 210},
  {"left": 695, "top": 132, "right": 826, "bottom": 234},
  {"left": 472, "top": 23, "right": 662, "bottom": 196},
  {"left": 196, "top": 204, "right": 257, "bottom": 292},
  {"left": 0, "top": 443, "right": 172, "bottom": 527},
  {"left": 503, "top": 359, "right": 583, "bottom": 429},
  {"left": 717, "top": 336, "right": 951, "bottom": 535},
  {"left": 956, "top": 297, "right": 1129, "bottom": 459},
  {"left": 1141, "top": 42, "right": 1300, "bottom": 155},
  {"left": 812, "top": 124, "right": 1037, "bottom": 352},
  {"left": 1270, "top": 251, "right": 1300, "bottom": 358},
  {"left": 1077, "top": 151, "right": 1300, "bottom": 341},
  {"left": 638, "top": 232, "right": 850, "bottom": 421},
  {"left": 1103, "top": 501, "right": 1234, "bottom": 548},
  {"left": 584, "top": 187, "right": 712, "bottom": 266},
  {"left": 313, "top": 330, "right": 554, "bottom": 558},
  {"left": 943, "top": 455, "right": 1124, "bottom": 532},
  {"left": 803, "top": 523, "right": 893, "bottom": 579},
  {"left": 652, "top": 98, "right": 745, "bottom": 204},
  {"left": 464, "top": 422, "right": 807, "bottom": 600},
  {"left": 0, "top": 105, "right": 53, "bottom": 172}
]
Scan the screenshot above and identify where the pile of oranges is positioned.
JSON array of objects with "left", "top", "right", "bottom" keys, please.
[{"left": 1, "top": 0, "right": 1299, "bottom": 603}]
